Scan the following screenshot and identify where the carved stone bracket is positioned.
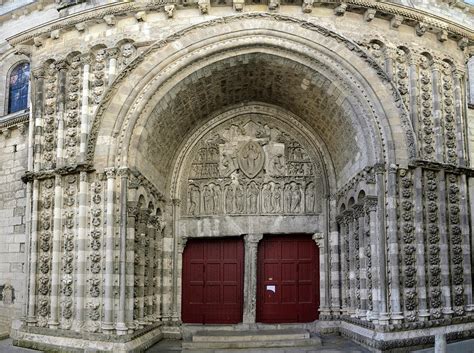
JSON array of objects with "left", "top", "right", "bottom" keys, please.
[{"left": 312, "top": 233, "right": 324, "bottom": 248}]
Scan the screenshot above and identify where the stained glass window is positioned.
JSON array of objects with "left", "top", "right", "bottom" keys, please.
[{"left": 8, "top": 62, "right": 30, "bottom": 114}]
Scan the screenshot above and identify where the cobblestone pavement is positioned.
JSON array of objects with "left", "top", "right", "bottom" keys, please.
[{"left": 146, "top": 334, "right": 371, "bottom": 353}]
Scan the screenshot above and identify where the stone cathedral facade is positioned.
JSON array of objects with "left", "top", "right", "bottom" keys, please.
[{"left": 0, "top": 0, "right": 473, "bottom": 352}]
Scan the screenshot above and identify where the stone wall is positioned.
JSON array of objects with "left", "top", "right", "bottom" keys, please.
[{"left": 0, "top": 122, "right": 28, "bottom": 329}]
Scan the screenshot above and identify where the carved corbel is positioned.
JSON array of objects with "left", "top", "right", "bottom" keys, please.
[
  {"left": 364, "top": 9, "right": 376, "bottom": 22},
  {"left": 15, "top": 45, "right": 32, "bottom": 57},
  {"left": 415, "top": 22, "right": 427, "bottom": 37},
  {"left": 302, "top": 0, "right": 313, "bottom": 13},
  {"left": 103, "top": 15, "right": 116, "bottom": 26},
  {"left": 268, "top": 0, "right": 279, "bottom": 11},
  {"left": 198, "top": 0, "right": 209, "bottom": 14},
  {"left": 51, "top": 29, "right": 61, "bottom": 40},
  {"left": 312, "top": 233, "right": 324, "bottom": 248},
  {"left": 334, "top": 3, "right": 347, "bottom": 16},
  {"left": 437, "top": 30, "right": 448, "bottom": 42},
  {"left": 233, "top": 0, "right": 244, "bottom": 12},
  {"left": 75, "top": 22, "right": 86, "bottom": 32},
  {"left": 458, "top": 37, "right": 468, "bottom": 50},
  {"left": 178, "top": 237, "right": 188, "bottom": 254},
  {"left": 390, "top": 15, "right": 403, "bottom": 29},
  {"left": 135, "top": 11, "right": 146, "bottom": 22},
  {"left": 33, "top": 37, "right": 43, "bottom": 47},
  {"left": 164, "top": 4, "right": 175, "bottom": 18}
]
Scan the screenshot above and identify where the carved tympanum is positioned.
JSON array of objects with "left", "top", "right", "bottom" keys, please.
[{"left": 183, "top": 114, "right": 322, "bottom": 216}]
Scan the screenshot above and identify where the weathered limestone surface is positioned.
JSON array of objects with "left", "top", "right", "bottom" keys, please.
[{"left": 0, "top": 0, "right": 473, "bottom": 352}]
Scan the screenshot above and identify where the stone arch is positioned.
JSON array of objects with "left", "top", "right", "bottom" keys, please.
[{"left": 87, "top": 14, "right": 416, "bottom": 181}]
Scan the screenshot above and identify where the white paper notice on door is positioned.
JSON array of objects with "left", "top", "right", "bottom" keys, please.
[{"left": 266, "top": 285, "right": 276, "bottom": 293}]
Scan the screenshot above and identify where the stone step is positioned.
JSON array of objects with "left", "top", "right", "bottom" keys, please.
[
  {"left": 183, "top": 329, "right": 321, "bottom": 350},
  {"left": 192, "top": 328, "right": 310, "bottom": 342}
]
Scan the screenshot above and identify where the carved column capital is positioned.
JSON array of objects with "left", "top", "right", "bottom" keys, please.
[
  {"left": 117, "top": 166, "right": 129, "bottom": 178},
  {"left": 55, "top": 60, "right": 68, "bottom": 72},
  {"left": 104, "top": 167, "right": 116, "bottom": 179},
  {"left": 172, "top": 198, "right": 181, "bottom": 207},
  {"left": 127, "top": 202, "right": 138, "bottom": 217},
  {"left": 373, "top": 163, "right": 385, "bottom": 174},
  {"left": 364, "top": 196, "right": 378, "bottom": 214},
  {"left": 32, "top": 68, "right": 46, "bottom": 79},
  {"left": 244, "top": 234, "right": 263, "bottom": 247}
]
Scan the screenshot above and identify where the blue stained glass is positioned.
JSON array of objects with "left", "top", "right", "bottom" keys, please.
[{"left": 8, "top": 62, "right": 30, "bottom": 114}]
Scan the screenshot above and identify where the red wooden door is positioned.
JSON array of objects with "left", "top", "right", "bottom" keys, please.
[
  {"left": 257, "top": 234, "right": 319, "bottom": 323},
  {"left": 182, "top": 237, "right": 244, "bottom": 324}
]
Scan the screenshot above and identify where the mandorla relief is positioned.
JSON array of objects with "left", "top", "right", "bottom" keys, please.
[{"left": 183, "top": 115, "right": 323, "bottom": 217}]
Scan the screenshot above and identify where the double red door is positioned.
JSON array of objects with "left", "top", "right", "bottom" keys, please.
[
  {"left": 181, "top": 237, "right": 244, "bottom": 324},
  {"left": 257, "top": 235, "right": 319, "bottom": 323}
]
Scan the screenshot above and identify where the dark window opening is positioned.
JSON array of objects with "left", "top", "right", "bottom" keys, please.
[{"left": 8, "top": 62, "right": 30, "bottom": 114}]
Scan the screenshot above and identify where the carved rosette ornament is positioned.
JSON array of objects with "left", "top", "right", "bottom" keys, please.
[
  {"left": 92, "top": 49, "right": 106, "bottom": 105},
  {"left": 419, "top": 55, "right": 435, "bottom": 160},
  {"left": 424, "top": 170, "right": 442, "bottom": 319},
  {"left": 183, "top": 115, "right": 322, "bottom": 217},
  {"left": 64, "top": 56, "right": 82, "bottom": 163},
  {"left": 60, "top": 175, "right": 77, "bottom": 328},
  {"left": 36, "top": 178, "right": 55, "bottom": 327},
  {"left": 447, "top": 174, "right": 464, "bottom": 315},
  {"left": 42, "top": 63, "right": 58, "bottom": 170},
  {"left": 86, "top": 177, "right": 104, "bottom": 331},
  {"left": 394, "top": 49, "right": 410, "bottom": 113},
  {"left": 439, "top": 62, "right": 457, "bottom": 165},
  {"left": 398, "top": 169, "right": 417, "bottom": 319}
]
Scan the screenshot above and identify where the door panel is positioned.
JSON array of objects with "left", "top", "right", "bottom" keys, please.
[
  {"left": 182, "top": 237, "right": 244, "bottom": 324},
  {"left": 257, "top": 234, "right": 319, "bottom": 323}
]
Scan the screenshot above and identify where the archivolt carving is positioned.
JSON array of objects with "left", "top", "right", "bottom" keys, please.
[
  {"left": 85, "top": 13, "right": 416, "bottom": 168},
  {"left": 181, "top": 113, "right": 323, "bottom": 217}
]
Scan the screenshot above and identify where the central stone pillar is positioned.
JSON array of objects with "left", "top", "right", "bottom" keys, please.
[{"left": 243, "top": 233, "right": 263, "bottom": 324}]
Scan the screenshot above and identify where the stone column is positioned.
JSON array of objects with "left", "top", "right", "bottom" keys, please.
[
  {"left": 171, "top": 199, "right": 181, "bottom": 323},
  {"left": 26, "top": 179, "right": 39, "bottom": 325},
  {"left": 155, "top": 219, "right": 164, "bottom": 321},
  {"left": 79, "top": 55, "right": 90, "bottom": 163},
  {"left": 365, "top": 196, "right": 379, "bottom": 323},
  {"left": 452, "top": 69, "right": 466, "bottom": 166},
  {"left": 102, "top": 167, "right": 116, "bottom": 332},
  {"left": 414, "top": 167, "right": 429, "bottom": 320},
  {"left": 346, "top": 210, "right": 356, "bottom": 316},
  {"left": 48, "top": 175, "right": 63, "bottom": 329},
  {"left": 313, "top": 233, "right": 329, "bottom": 318},
  {"left": 329, "top": 204, "right": 341, "bottom": 318},
  {"left": 408, "top": 55, "right": 419, "bottom": 131},
  {"left": 107, "top": 48, "right": 118, "bottom": 86},
  {"left": 243, "top": 233, "right": 263, "bottom": 324},
  {"left": 338, "top": 216, "right": 349, "bottom": 316},
  {"left": 125, "top": 202, "right": 138, "bottom": 330},
  {"left": 116, "top": 167, "right": 128, "bottom": 334},
  {"left": 55, "top": 60, "right": 67, "bottom": 167},
  {"left": 354, "top": 204, "right": 367, "bottom": 319},
  {"left": 136, "top": 208, "right": 150, "bottom": 328},
  {"left": 459, "top": 174, "right": 474, "bottom": 314},
  {"left": 176, "top": 235, "right": 188, "bottom": 322},
  {"left": 375, "top": 165, "right": 389, "bottom": 325},
  {"left": 146, "top": 215, "right": 157, "bottom": 321},
  {"left": 387, "top": 165, "right": 403, "bottom": 323},
  {"left": 73, "top": 171, "right": 88, "bottom": 330}
]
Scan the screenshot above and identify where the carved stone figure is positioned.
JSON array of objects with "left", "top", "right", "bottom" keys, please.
[
  {"left": 247, "top": 183, "right": 259, "bottom": 214},
  {"left": 305, "top": 183, "right": 315, "bottom": 213},
  {"left": 235, "top": 185, "right": 244, "bottom": 213},
  {"left": 225, "top": 185, "right": 234, "bottom": 213},
  {"left": 2, "top": 283, "right": 13, "bottom": 305},
  {"left": 262, "top": 184, "right": 272, "bottom": 213},
  {"left": 238, "top": 141, "right": 264, "bottom": 178},
  {"left": 203, "top": 185, "right": 213, "bottom": 214},
  {"left": 188, "top": 185, "right": 199, "bottom": 215}
]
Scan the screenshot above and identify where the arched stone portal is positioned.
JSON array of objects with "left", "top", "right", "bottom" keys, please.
[{"left": 13, "top": 13, "right": 474, "bottom": 353}]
